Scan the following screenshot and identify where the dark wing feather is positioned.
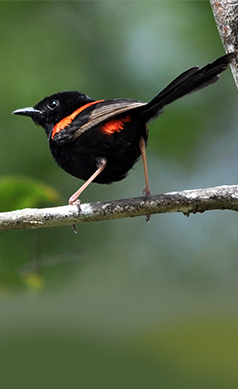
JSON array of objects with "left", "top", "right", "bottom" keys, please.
[
  {"left": 72, "top": 99, "right": 146, "bottom": 140},
  {"left": 139, "top": 53, "right": 236, "bottom": 122}
]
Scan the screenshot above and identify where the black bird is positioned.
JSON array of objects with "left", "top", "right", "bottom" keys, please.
[{"left": 13, "top": 53, "right": 235, "bottom": 206}]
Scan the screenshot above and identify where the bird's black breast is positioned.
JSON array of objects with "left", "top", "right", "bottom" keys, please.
[{"left": 49, "top": 119, "right": 148, "bottom": 183}]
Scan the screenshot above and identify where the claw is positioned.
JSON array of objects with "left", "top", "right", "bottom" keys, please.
[
  {"left": 69, "top": 199, "right": 81, "bottom": 234},
  {"left": 72, "top": 224, "right": 77, "bottom": 234},
  {"left": 143, "top": 185, "right": 151, "bottom": 197}
]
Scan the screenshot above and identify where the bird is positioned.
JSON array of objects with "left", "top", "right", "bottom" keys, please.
[{"left": 13, "top": 53, "right": 235, "bottom": 208}]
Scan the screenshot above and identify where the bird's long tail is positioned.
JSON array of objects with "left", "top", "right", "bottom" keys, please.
[{"left": 139, "top": 52, "right": 236, "bottom": 122}]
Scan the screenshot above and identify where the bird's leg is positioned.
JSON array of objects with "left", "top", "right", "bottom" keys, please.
[
  {"left": 139, "top": 137, "right": 151, "bottom": 222},
  {"left": 139, "top": 137, "right": 151, "bottom": 196},
  {"left": 69, "top": 158, "right": 107, "bottom": 233},
  {"left": 69, "top": 158, "right": 107, "bottom": 205}
]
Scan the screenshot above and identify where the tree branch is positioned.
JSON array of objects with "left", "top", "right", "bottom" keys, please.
[
  {"left": 1, "top": 185, "right": 238, "bottom": 231},
  {"left": 210, "top": 0, "right": 238, "bottom": 87}
]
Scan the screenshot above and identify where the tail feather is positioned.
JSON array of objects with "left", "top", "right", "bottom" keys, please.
[{"left": 139, "top": 53, "right": 236, "bottom": 122}]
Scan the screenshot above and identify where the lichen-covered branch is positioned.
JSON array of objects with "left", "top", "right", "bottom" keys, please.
[
  {"left": 210, "top": 0, "right": 238, "bottom": 87},
  {"left": 0, "top": 185, "right": 238, "bottom": 231}
]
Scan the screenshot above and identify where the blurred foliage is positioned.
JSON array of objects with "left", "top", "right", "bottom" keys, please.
[
  {"left": 0, "top": 176, "right": 61, "bottom": 211},
  {"left": 0, "top": 311, "right": 238, "bottom": 388},
  {"left": 0, "top": 1, "right": 238, "bottom": 384}
]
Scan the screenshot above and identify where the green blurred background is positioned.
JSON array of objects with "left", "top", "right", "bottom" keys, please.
[{"left": 0, "top": 1, "right": 238, "bottom": 386}]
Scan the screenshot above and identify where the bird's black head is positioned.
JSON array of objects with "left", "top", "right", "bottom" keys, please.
[{"left": 13, "top": 91, "right": 93, "bottom": 136}]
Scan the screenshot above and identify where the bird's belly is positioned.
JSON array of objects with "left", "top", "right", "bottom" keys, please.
[{"left": 50, "top": 122, "right": 147, "bottom": 184}]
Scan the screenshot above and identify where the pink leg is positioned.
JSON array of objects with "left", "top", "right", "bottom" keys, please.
[
  {"left": 69, "top": 158, "right": 107, "bottom": 233},
  {"left": 69, "top": 158, "right": 107, "bottom": 205},
  {"left": 139, "top": 137, "right": 151, "bottom": 222},
  {"left": 139, "top": 137, "right": 151, "bottom": 196}
]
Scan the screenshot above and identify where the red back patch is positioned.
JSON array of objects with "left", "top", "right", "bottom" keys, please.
[{"left": 100, "top": 116, "right": 131, "bottom": 135}]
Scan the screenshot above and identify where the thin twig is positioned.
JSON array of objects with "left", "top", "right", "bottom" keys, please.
[{"left": 1, "top": 185, "right": 238, "bottom": 231}]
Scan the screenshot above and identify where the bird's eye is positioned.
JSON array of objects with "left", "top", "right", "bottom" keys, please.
[{"left": 48, "top": 100, "right": 59, "bottom": 110}]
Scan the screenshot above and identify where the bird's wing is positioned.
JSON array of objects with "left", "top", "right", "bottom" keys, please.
[{"left": 72, "top": 99, "right": 146, "bottom": 139}]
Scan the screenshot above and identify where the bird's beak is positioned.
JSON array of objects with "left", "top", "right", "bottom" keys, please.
[{"left": 12, "top": 107, "right": 42, "bottom": 117}]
